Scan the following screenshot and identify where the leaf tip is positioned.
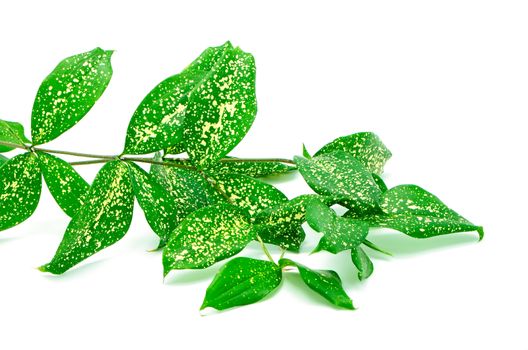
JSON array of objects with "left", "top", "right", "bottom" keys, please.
[{"left": 477, "top": 226, "right": 485, "bottom": 241}]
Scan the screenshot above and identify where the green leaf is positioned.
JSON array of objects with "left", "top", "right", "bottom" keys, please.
[
  {"left": 302, "top": 144, "right": 312, "bottom": 159},
  {"left": 201, "top": 257, "right": 282, "bottom": 311},
  {"left": 0, "top": 153, "right": 42, "bottom": 231},
  {"left": 37, "top": 152, "right": 90, "bottom": 217},
  {"left": 351, "top": 247, "right": 374, "bottom": 281},
  {"left": 39, "top": 160, "right": 134, "bottom": 274},
  {"left": 305, "top": 199, "right": 369, "bottom": 254},
  {"left": 123, "top": 42, "right": 232, "bottom": 155},
  {"left": 163, "top": 203, "right": 256, "bottom": 274},
  {"left": 127, "top": 162, "right": 180, "bottom": 248},
  {"left": 314, "top": 132, "right": 391, "bottom": 175},
  {"left": 254, "top": 194, "right": 331, "bottom": 252},
  {"left": 279, "top": 258, "right": 354, "bottom": 310},
  {"left": 212, "top": 173, "right": 288, "bottom": 217},
  {"left": 363, "top": 239, "right": 392, "bottom": 256},
  {"left": 0, "top": 119, "right": 30, "bottom": 152},
  {"left": 0, "top": 154, "right": 8, "bottom": 166},
  {"left": 347, "top": 185, "right": 484, "bottom": 240},
  {"left": 294, "top": 151, "right": 382, "bottom": 213},
  {"left": 372, "top": 173, "right": 388, "bottom": 193},
  {"left": 150, "top": 157, "right": 224, "bottom": 209},
  {"left": 31, "top": 48, "right": 113, "bottom": 145},
  {"left": 183, "top": 44, "right": 257, "bottom": 169}
]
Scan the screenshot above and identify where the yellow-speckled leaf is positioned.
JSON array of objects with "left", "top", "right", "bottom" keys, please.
[
  {"left": 279, "top": 258, "right": 355, "bottom": 310},
  {"left": 346, "top": 185, "right": 484, "bottom": 240},
  {"left": 39, "top": 160, "right": 134, "bottom": 274},
  {"left": 128, "top": 162, "right": 181, "bottom": 248},
  {"left": 183, "top": 44, "right": 257, "bottom": 169},
  {"left": 212, "top": 173, "right": 288, "bottom": 218},
  {"left": 254, "top": 194, "right": 334, "bottom": 252},
  {"left": 0, "top": 119, "right": 30, "bottom": 152},
  {"left": 201, "top": 257, "right": 282, "bottom": 311},
  {"left": 295, "top": 151, "right": 382, "bottom": 214},
  {"left": 163, "top": 203, "right": 255, "bottom": 274},
  {"left": 123, "top": 42, "right": 232, "bottom": 154},
  {"left": 314, "top": 132, "right": 391, "bottom": 175},
  {"left": 0, "top": 153, "right": 41, "bottom": 231},
  {"left": 31, "top": 48, "right": 113, "bottom": 145},
  {"left": 305, "top": 199, "right": 369, "bottom": 254},
  {"left": 37, "top": 152, "right": 90, "bottom": 218}
]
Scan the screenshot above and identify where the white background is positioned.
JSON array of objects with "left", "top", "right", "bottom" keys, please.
[{"left": 0, "top": 1, "right": 526, "bottom": 349}]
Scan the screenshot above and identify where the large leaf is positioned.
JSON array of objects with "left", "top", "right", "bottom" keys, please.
[
  {"left": 183, "top": 44, "right": 257, "bottom": 169},
  {"left": 37, "top": 152, "right": 90, "bottom": 217},
  {"left": 314, "top": 132, "right": 391, "bottom": 175},
  {"left": 0, "top": 119, "right": 30, "bottom": 152},
  {"left": 0, "top": 153, "right": 41, "bottom": 231},
  {"left": 212, "top": 173, "right": 288, "bottom": 217},
  {"left": 350, "top": 247, "right": 374, "bottom": 281},
  {"left": 31, "top": 48, "right": 113, "bottom": 145},
  {"left": 294, "top": 151, "right": 382, "bottom": 213},
  {"left": 346, "top": 185, "right": 484, "bottom": 240},
  {"left": 127, "top": 162, "right": 180, "bottom": 247},
  {"left": 201, "top": 257, "right": 282, "bottom": 311},
  {"left": 279, "top": 258, "right": 354, "bottom": 310},
  {"left": 305, "top": 199, "right": 369, "bottom": 254},
  {"left": 254, "top": 194, "right": 332, "bottom": 252},
  {"left": 123, "top": 42, "right": 232, "bottom": 154},
  {"left": 39, "top": 161, "right": 134, "bottom": 274},
  {"left": 163, "top": 203, "right": 255, "bottom": 274}
]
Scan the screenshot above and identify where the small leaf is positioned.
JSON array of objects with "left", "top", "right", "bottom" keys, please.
[
  {"left": 302, "top": 144, "right": 312, "bottom": 159},
  {"left": 254, "top": 194, "right": 332, "bottom": 252},
  {"left": 150, "top": 160, "right": 224, "bottom": 209},
  {"left": 351, "top": 247, "right": 374, "bottom": 281},
  {"left": 314, "top": 132, "right": 391, "bottom": 175},
  {"left": 0, "top": 153, "right": 41, "bottom": 231},
  {"left": 363, "top": 239, "right": 392, "bottom": 256},
  {"left": 39, "top": 160, "right": 134, "bottom": 274},
  {"left": 279, "top": 258, "right": 354, "bottom": 310},
  {"left": 37, "top": 152, "right": 90, "bottom": 217},
  {"left": 123, "top": 42, "right": 233, "bottom": 155},
  {"left": 0, "top": 119, "right": 30, "bottom": 152},
  {"left": 305, "top": 199, "right": 369, "bottom": 254},
  {"left": 347, "top": 185, "right": 484, "bottom": 240},
  {"left": 295, "top": 151, "right": 382, "bottom": 213},
  {"left": 31, "top": 48, "right": 114, "bottom": 145},
  {"left": 212, "top": 173, "right": 288, "bottom": 217},
  {"left": 201, "top": 257, "right": 282, "bottom": 311},
  {"left": 127, "top": 162, "right": 180, "bottom": 248},
  {"left": 183, "top": 44, "right": 257, "bottom": 169},
  {"left": 163, "top": 203, "right": 255, "bottom": 274},
  {"left": 0, "top": 154, "right": 8, "bottom": 166}
]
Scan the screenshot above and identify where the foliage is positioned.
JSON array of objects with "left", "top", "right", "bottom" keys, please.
[{"left": 0, "top": 42, "right": 483, "bottom": 313}]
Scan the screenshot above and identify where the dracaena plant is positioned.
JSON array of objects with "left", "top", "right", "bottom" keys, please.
[{"left": 0, "top": 42, "right": 483, "bottom": 312}]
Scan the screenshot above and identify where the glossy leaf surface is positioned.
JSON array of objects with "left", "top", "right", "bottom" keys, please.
[
  {"left": 0, "top": 119, "right": 30, "bottom": 152},
  {"left": 351, "top": 247, "right": 374, "bottom": 281},
  {"left": 32, "top": 48, "right": 113, "bottom": 144}
]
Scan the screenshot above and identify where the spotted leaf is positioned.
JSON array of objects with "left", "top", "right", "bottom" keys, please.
[
  {"left": 351, "top": 247, "right": 374, "bottom": 281},
  {"left": 212, "top": 173, "right": 288, "bottom": 218},
  {"left": 128, "top": 162, "right": 181, "bottom": 248},
  {"left": 294, "top": 151, "right": 382, "bottom": 214},
  {"left": 314, "top": 132, "right": 391, "bottom": 175},
  {"left": 0, "top": 153, "right": 41, "bottom": 231},
  {"left": 163, "top": 203, "right": 255, "bottom": 274},
  {"left": 372, "top": 173, "right": 388, "bottom": 193},
  {"left": 150, "top": 157, "right": 224, "bottom": 210},
  {"left": 37, "top": 152, "right": 90, "bottom": 217},
  {"left": 123, "top": 42, "right": 232, "bottom": 154},
  {"left": 305, "top": 199, "right": 369, "bottom": 254},
  {"left": 31, "top": 48, "right": 113, "bottom": 145},
  {"left": 39, "top": 160, "right": 134, "bottom": 274},
  {"left": 346, "top": 185, "right": 484, "bottom": 240},
  {"left": 279, "top": 258, "right": 354, "bottom": 310},
  {"left": 201, "top": 257, "right": 282, "bottom": 311},
  {"left": 183, "top": 44, "right": 257, "bottom": 169},
  {"left": 0, "top": 119, "right": 30, "bottom": 152},
  {"left": 254, "top": 195, "right": 332, "bottom": 252}
]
